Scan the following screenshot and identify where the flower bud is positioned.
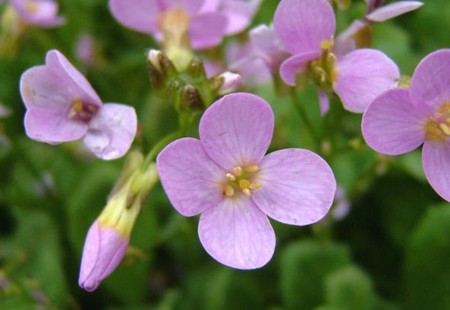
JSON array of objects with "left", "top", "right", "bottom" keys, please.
[
  {"left": 78, "top": 219, "right": 129, "bottom": 292},
  {"left": 209, "top": 72, "right": 242, "bottom": 96},
  {"left": 79, "top": 160, "right": 159, "bottom": 292}
]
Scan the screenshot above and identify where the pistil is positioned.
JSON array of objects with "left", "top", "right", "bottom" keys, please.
[{"left": 223, "top": 165, "right": 261, "bottom": 198}]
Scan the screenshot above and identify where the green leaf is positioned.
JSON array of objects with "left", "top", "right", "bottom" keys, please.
[
  {"left": 324, "top": 265, "right": 376, "bottom": 310},
  {"left": 404, "top": 205, "right": 450, "bottom": 310},
  {"left": 280, "top": 240, "right": 351, "bottom": 310}
]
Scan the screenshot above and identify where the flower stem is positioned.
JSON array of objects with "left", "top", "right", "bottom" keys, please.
[
  {"left": 289, "top": 87, "right": 321, "bottom": 149},
  {"left": 142, "top": 131, "right": 182, "bottom": 168}
]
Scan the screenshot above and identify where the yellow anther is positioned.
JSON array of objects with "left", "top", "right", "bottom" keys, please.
[
  {"left": 72, "top": 100, "right": 83, "bottom": 112},
  {"left": 239, "top": 179, "right": 250, "bottom": 190},
  {"left": 232, "top": 166, "right": 242, "bottom": 177},
  {"left": 224, "top": 185, "right": 235, "bottom": 197},
  {"left": 245, "top": 164, "right": 260, "bottom": 173},
  {"left": 242, "top": 188, "right": 251, "bottom": 197},
  {"left": 25, "top": 0, "right": 39, "bottom": 14},
  {"left": 226, "top": 173, "right": 236, "bottom": 181},
  {"left": 249, "top": 183, "right": 260, "bottom": 190},
  {"left": 439, "top": 123, "right": 450, "bottom": 135}
]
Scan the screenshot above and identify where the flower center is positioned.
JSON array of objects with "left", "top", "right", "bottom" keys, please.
[
  {"left": 68, "top": 99, "right": 98, "bottom": 122},
  {"left": 25, "top": 0, "right": 40, "bottom": 14},
  {"left": 222, "top": 164, "right": 261, "bottom": 198},
  {"left": 158, "top": 7, "right": 193, "bottom": 71},
  {"left": 308, "top": 39, "right": 337, "bottom": 92},
  {"left": 425, "top": 102, "right": 450, "bottom": 143}
]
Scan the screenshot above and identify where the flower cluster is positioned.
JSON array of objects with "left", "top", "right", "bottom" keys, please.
[{"left": 13, "top": 0, "right": 441, "bottom": 295}]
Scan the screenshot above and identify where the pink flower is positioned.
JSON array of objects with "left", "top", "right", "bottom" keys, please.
[
  {"left": 108, "top": 0, "right": 261, "bottom": 50},
  {"left": 157, "top": 93, "right": 336, "bottom": 269},
  {"left": 273, "top": 0, "right": 400, "bottom": 113},
  {"left": 362, "top": 49, "right": 450, "bottom": 202},
  {"left": 335, "top": 1, "right": 423, "bottom": 55},
  {"left": 225, "top": 25, "right": 289, "bottom": 87},
  {"left": 8, "top": 0, "right": 65, "bottom": 27},
  {"left": 20, "top": 50, "right": 137, "bottom": 160}
]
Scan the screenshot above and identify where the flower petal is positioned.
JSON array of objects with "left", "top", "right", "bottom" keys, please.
[
  {"left": 273, "top": 0, "right": 335, "bottom": 55},
  {"left": 24, "top": 107, "right": 87, "bottom": 144},
  {"left": 366, "top": 1, "right": 423, "bottom": 22},
  {"left": 10, "top": 0, "right": 65, "bottom": 27},
  {"left": 79, "top": 221, "right": 129, "bottom": 292},
  {"left": 422, "top": 141, "right": 450, "bottom": 202},
  {"left": 199, "top": 93, "right": 274, "bottom": 170},
  {"left": 252, "top": 149, "right": 336, "bottom": 226},
  {"left": 157, "top": 138, "right": 225, "bottom": 217},
  {"left": 279, "top": 51, "right": 320, "bottom": 86},
  {"left": 198, "top": 197, "right": 275, "bottom": 269},
  {"left": 334, "top": 48, "right": 400, "bottom": 113},
  {"left": 410, "top": 49, "right": 450, "bottom": 114},
  {"left": 20, "top": 50, "right": 102, "bottom": 110},
  {"left": 318, "top": 90, "right": 330, "bottom": 116},
  {"left": 362, "top": 89, "right": 426, "bottom": 155},
  {"left": 109, "top": 0, "right": 160, "bottom": 34},
  {"left": 189, "top": 12, "right": 227, "bottom": 50},
  {"left": 163, "top": 0, "right": 204, "bottom": 14},
  {"left": 83, "top": 103, "right": 137, "bottom": 160},
  {"left": 221, "top": 0, "right": 262, "bottom": 35}
]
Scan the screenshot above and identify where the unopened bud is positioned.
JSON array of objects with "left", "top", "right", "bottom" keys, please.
[
  {"left": 210, "top": 72, "right": 242, "bottom": 96},
  {"left": 180, "top": 84, "right": 204, "bottom": 111}
]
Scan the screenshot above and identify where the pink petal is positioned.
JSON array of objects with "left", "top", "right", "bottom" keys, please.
[
  {"left": 199, "top": 0, "right": 222, "bottom": 13},
  {"left": 410, "top": 49, "right": 450, "bottom": 114},
  {"left": 273, "top": 0, "right": 335, "bottom": 55},
  {"left": 24, "top": 106, "right": 87, "bottom": 144},
  {"left": 199, "top": 93, "right": 274, "bottom": 170},
  {"left": 20, "top": 50, "right": 102, "bottom": 110},
  {"left": 366, "top": 1, "right": 423, "bottom": 22},
  {"left": 157, "top": 138, "right": 226, "bottom": 217},
  {"left": 318, "top": 90, "right": 330, "bottom": 116},
  {"left": 362, "top": 89, "right": 426, "bottom": 155},
  {"left": 252, "top": 149, "right": 336, "bottom": 226},
  {"left": 189, "top": 13, "right": 227, "bottom": 50},
  {"left": 279, "top": 51, "right": 320, "bottom": 86},
  {"left": 334, "top": 48, "right": 400, "bottom": 113},
  {"left": 83, "top": 104, "right": 137, "bottom": 160},
  {"left": 10, "top": 0, "right": 65, "bottom": 27},
  {"left": 221, "top": 0, "right": 262, "bottom": 35},
  {"left": 109, "top": 0, "right": 160, "bottom": 34},
  {"left": 163, "top": 0, "right": 204, "bottom": 14},
  {"left": 46, "top": 50, "right": 102, "bottom": 106},
  {"left": 422, "top": 141, "right": 450, "bottom": 202},
  {"left": 334, "top": 20, "right": 366, "bottom": 56},
  {"left": 79, "top": 221, "right": 129, "bottom": 292},
  {"left": 198, "top": 197, "right": 275, "bottom": 269}
]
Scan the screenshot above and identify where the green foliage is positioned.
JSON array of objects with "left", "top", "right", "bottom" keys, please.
[{"left": 404, "top": 205, "right": 450, "bottom": 310}]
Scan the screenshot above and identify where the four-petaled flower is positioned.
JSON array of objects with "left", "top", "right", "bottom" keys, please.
[
  {"left": 109, "top": 0, "right": 261, "bottom": 50},
  {"left": 274, "top": 0, "right": 400, "bottom": 114},
  {"left": 157, "top": 92, "right": 336, "bottom": 269},
  {"left": 8, "top": 0, "right": 65, "bottom": 27},
  {"left": 362, "top": 49, "right": 450, "bottom": 202},
  {"left": 20, "top": 50, "right": 137, "bottom": 160}
]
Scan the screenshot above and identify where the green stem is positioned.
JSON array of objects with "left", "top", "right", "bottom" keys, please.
[
  {"left": 289, "top": 88, "right": 321, "bottom": 149},
  {"left": 142, "top": 131, "right": 183, "bottom": 168}
]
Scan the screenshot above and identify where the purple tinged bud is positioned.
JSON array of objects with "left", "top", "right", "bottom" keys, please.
[
  {"left": 210, "top": 72, "right": 242, "bottom": 96},
  {"left": 79, "top": 159, "right": 159, "bottom": 291},
  {"left": 78, "top": 220, "right": 129, "bottom": 292}
]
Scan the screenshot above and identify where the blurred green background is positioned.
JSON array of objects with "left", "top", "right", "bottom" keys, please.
[{"left": 1, "top": 0, "right": 450, "bottom": 309}]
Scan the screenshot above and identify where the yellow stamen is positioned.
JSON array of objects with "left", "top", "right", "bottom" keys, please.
[
  {"left": 249, "top": 183, "right": 260, "bottom": 190},
  {"left": 439, "top": 123, "right": 450, "bottom": 136},
  {"left": 232, "top": 166, "right": 242, "bottom": 177},
  {"left": 239, "top": 179, "right": 250, "bottom": 190},
  {"left": 245, "top": 164, "right": 260, "bottom": 173},
  {"left": 226, "top": 173, "right": 236, "bottom": 181},
  {"left": 225, "top": 185, "right": 234, "bottom": 197},
  {"left": 25, "top": 1, "right": 39, "bottom": 14},
  {"left": 242, "top": 188, "right": 251, "bottom": 197}
]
